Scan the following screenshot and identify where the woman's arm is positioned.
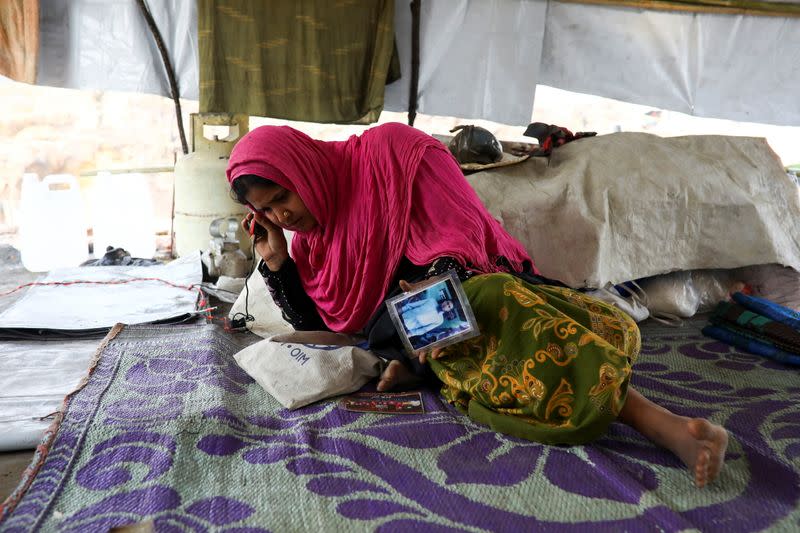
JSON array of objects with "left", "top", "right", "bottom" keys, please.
[
  {"left": 426, "top": 257, "right": 476, "bottom": 282},
  {"left": 259, "top": 258, "right": 328, "bottom": 331},
  {"left": 244, "top": 211, "right": 327, "bottom": 331}
]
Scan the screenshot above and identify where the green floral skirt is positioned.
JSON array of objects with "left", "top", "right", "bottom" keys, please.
[{"left": 429, "top": 273, "right": 640, "bottom": 445}]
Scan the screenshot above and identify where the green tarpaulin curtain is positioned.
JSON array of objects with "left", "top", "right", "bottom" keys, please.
[
  {"left": 198, "top": 0, "right": 400, "bottom": 123},
  {"left": 559, "top": 0, "right": 800, "bottom": 17}
]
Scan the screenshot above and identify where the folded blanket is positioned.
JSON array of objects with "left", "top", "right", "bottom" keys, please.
[
  {"left": 732, "top": 292, "right": 800, "bottom": 330},
  {"left": 710, "top": 301, "right": 800, "bottom": 354},
  {"left": 704, "top": 293, "right": 800, "bottom": 366},
  {"left": 702, "top": 324, "right": 800, "bottom": 367}
]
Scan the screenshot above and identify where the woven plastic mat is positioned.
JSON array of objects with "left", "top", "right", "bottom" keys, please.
[{"left": 1, "top": 321, "right": 798, "bottom": 531}]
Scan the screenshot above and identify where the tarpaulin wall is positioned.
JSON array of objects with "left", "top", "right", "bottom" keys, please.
[
  {"left": 537, "top": 0, "right": 800, "bottom": 125},
  {"left": 197, "top": 0, "right": 399, "bottom": 123},
  {"left": 23, "top": 0, "right": 800, "bottom": 126},
  {"left": 36, "top": 0, "right": 198, "bottom": 99}
]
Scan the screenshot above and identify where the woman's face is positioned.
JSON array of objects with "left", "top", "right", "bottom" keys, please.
[{"left": 244, "top": 182, "right": 318, "bottom": 232}]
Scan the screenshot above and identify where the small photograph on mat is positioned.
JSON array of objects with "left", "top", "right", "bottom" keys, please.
[
  {"left": 386, "top": 270, "right": 479, "bottom": 354},
  {"left": 340, "top": 392, "right": 425, "bottom": 414}
]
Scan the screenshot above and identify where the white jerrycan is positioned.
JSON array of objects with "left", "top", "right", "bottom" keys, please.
[{"left": 19, "top": 173, "right": 88, "bottom": 272}]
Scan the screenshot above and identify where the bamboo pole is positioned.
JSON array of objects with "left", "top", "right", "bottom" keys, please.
[{"left": 557, "top": 0, "right": 800, "bottom": 17}]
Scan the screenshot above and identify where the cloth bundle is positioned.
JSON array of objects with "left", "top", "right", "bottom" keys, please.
[
  {"left": 522, "top": 122, "right": 596, "bottom": 156},
  {"left": 703, "top": 293, "right": 800, "bottom": 366}
]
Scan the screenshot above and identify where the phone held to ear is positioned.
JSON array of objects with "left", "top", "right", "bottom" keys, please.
[{"left": 249, "top": 218, "right": 267, "bottom": 239}]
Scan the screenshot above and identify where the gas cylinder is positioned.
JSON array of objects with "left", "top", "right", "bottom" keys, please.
[{"left": 173, "top": 113, "right": 249, "bottom": 257}]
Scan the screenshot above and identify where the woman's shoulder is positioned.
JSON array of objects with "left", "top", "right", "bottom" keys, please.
[
  {"left": 371, "top": 121, "right": 414, "bottom": 135},
  {"left": 357, "top": 123, "right": 447, "bottom": 161},
  {"left": 363, "top": 122, "right": 433, "bottom": 144}
]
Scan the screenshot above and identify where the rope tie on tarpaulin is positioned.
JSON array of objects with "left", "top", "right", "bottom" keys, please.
[{"left": 0, "top": 278, "right": 215, "bottom": 322}]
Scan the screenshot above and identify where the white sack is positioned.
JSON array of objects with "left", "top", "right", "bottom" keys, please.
[
  {"left": 468, "top": 132, "right": 800, "bottom": 288},
  {"left": 634, "top": 266, "right": 799, "bottom": 318},
  {"left": 228, "top": 269, "right": 292, "bottom": 337},
  {"left": 637, "top": 271, "right": 702, "bottom": 318},
  {"left": 229, "top": 231, "right": 295, "bottom": 338},
  {"left": 234, "top": 331, "right": 383, "bottom": 410}
]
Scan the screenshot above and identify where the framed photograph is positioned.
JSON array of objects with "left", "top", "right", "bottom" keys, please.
[{"left": 385, "top": 270, "right": 480, "bottom": 355}]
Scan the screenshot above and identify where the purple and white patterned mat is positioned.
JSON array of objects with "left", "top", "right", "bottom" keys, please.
[{"left": 1, "top": 321, "right": 799, "bottom": 532}]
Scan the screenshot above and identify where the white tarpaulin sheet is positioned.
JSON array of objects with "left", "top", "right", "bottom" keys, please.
[
  {"left": 25, "top": 0, "right": 800, "bottom": 125},
  {"left": 37, "top": 0, "right": 198, "bottom": 99},
  {"left": 468, "top": 133, "right": 800, "bottom": 288},
  {"left": 388, "top": 0, "right": 800, "bottom": 125},
  {"left": 0, "top": 252, "right": 202, "bottom": 331},
  {"left": 539, "top": 2, "right": 800, "bottom": 126},
  {"left": 0, "top": 253, "right": 202, "bottom": 451},
  {"left": 384, "top": 0, "right": 546, "bottom": 126},
  {"left": 0, "top": 339, "right": 98, "bottom": 451}
]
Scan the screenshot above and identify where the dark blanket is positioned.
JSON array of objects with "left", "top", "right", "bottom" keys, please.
[{"left": 704, "top": 293, "right": 800, "bottom": 366}]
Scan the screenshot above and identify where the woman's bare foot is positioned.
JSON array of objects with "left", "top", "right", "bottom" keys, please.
[
  {"left": 619, "top": 388, "right": 728, "bottom": 487},
  {"left": 675, "top": 418, "right": 729, "bottom": 488},
  {"left": 376, "top": 360, "right": 420, "bottom": 392}
]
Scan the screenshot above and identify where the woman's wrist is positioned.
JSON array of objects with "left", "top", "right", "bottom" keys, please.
[
  {"left": 259, "top": 256, "right": 289, "bottom": 276},
  {"left": 264, "top": 255, "right": 288, "bottom": 272}
]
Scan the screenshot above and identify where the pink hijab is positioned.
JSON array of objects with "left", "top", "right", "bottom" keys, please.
[{"left": 226, "top": 122, "right": 533, "bottom": 333}]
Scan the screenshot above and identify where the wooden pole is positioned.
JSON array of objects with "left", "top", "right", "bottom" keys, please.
[
  {"left": 556, "top": 0, "right": 800, "bottom": 18},
  {"left": 408, "top": 0, "right": 421, "bottom": 127}
]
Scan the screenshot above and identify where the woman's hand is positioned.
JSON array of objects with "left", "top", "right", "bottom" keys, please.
[
  {"left": 242, "top": 212, "right": 289, "bottom": 271},
  {"left": 398, "top": 279, "right": 426, "bottom": 293},
  {"left": 415, "top": 346, "right": 445, "bottom": 365}
]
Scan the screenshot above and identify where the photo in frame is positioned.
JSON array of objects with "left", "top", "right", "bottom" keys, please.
[{"left": 385, "top": 270, "right": 480, "bottom": 355}]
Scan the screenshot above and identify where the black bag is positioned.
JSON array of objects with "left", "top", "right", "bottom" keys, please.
[{"left": 448, "top": 125, "right": 503, "bottom": 165}]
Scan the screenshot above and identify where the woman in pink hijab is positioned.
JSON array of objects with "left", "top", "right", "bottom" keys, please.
[
  {"left": 227, "top": 123, "right": 727, "bottom": 488},
  {"left": 227, "top": 122, "right": 535, "bottom": 387}
]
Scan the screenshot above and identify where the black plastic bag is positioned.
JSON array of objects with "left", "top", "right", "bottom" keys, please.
[{"left": 448, "top": 125, "right": 503, "bottom": 165}]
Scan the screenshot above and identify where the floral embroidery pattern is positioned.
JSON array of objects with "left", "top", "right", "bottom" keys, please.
[{"left": 431, "top": 274, "right": 636, "bottom": 443}]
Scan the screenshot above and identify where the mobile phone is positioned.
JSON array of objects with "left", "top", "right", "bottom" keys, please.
[{"left": 249, "top": 218, "right": 267, "bottom": 239}]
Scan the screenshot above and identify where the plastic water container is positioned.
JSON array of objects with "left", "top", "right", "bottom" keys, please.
[
  {"left": 90, "top": 172, "right": 156, "bottom": 259},
  {"left": 19, "top": 173, "right": 89, "bottom": 272}
]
